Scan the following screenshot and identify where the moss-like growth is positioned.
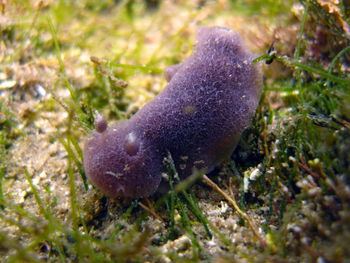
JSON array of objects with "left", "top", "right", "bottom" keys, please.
[{"left": 0, "top": 0, "right": 349, "bottom": 262}]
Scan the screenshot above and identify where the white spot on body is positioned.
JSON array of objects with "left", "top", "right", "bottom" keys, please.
[{"left": 105, "top": 171, "right": 124, "bottom": 179}]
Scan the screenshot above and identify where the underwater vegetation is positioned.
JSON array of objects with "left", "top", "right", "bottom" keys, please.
[{"left": 0, "top": 0, "right": 349, "bottom": 262}]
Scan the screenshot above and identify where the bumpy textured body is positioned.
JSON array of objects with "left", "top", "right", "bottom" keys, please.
[{"left": 83, "top": 27, "right": 262, "bottom": 198}]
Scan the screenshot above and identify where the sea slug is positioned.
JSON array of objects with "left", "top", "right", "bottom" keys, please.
[{"left": 83, "top": 27, "right": 262, "bottom": 198}]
